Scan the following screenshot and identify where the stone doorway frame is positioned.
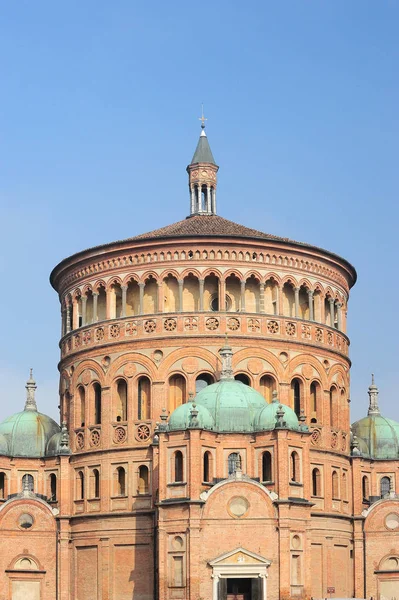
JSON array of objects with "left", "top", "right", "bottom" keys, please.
[{"left": 209, "top": 547, "right": 271, "bottom": 600}]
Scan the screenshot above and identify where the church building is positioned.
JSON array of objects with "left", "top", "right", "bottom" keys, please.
[{"left": 0, "top": 122, "right": 398, "bottom": 600}]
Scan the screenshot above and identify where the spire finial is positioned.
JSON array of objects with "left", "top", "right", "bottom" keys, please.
[
  {"left": 367, "top": 373, "right": 380, "bottom": 416},
  {"left": 25, "top": 369, "right": 38, "bottom": 411},
  {"left": 219, "top": 338, "right": 234, "bottom": 381},
  {"left": 199, "top": 103, "right": 207, "bottom": 130}
]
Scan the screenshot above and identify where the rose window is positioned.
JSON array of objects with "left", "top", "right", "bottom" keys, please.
[
  {"left": 267, "top": 320, "right": 279, "bottom": 334},
  {"left": 184, "top": 317, "right": 198, "bottom": 331},
  {"left": 247, "top": 318, "right": 260, "bottom": 332},
  {"left": 311, "top": 429, "right": 321, "bottom": 445},
  {"left": 205, "top": 317, "right": 219, "bottom": 331},
  {"left": 126, "top": 321, "right": 138, "bottom": 335},
  {"left": 114, "top": 426, "right": 127, "bottom": 444},
  {"left": 164, "top": 318, "right": 177, "bottom": 332},
  {"left": 90, "top": 430, "right": 100, "bottom": 447},
  {"left": 331, "top": 432, "right": 338, "bottom": 448},
  {"left": 327, "top": 332, "right": 333, "bottom": 345},
  {"left": 286, "top": 322, "right": 296, "bottom": 336},
  {"left": 301, "top": 325, "right": 311, "bottom": 339},
  {"left": 74, "top": 333, "right": 81, "bottom": 347},
  {"left": 95, "top": 327, "right": 104, "bottom": 342},
  {"left": 83, "top": 330, "right": 91, "bottom": 344},
  {"left": 315, "top": 328, "right": 323, "bottom": 342},
  {"left": 135, "top": 423, "right": 151, "bottom": 442},
  {"left": 110, "top": 324, "right": 120, "bottom": 338},
  {"left": 76, "top": 432, "right": 85, "bottom": 450},
  {"left": 144, "top": 320, "right": 156, "bottom": 333},
  {"left": 227, "top": 317, "right": 240, "bottom": 331}
]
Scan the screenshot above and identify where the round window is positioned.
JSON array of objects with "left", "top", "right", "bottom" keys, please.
[
  {"left": 228, "top": 496, "right": 249, "bottom": 518},
  {"left": 18, "top": 513, "right": 34, "bottom": 529},
  {"left": 210, "top": 294, "right": 232, "bottom": 312},
  {"left": 385, "top": 513, "right": 399, "bottom": 530}
]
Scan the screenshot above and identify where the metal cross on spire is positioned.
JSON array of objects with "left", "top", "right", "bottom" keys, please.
[{"left": 199, "top": 104, "right": 207, "bottom": 129}]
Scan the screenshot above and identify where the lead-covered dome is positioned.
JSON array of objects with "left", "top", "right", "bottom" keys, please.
[
  {"left": 168, "top": 398, "right": 215, "bottom": 431},
  {"left": 256, "top": 391, "right": 300, "bottom": 431},
  {"left": 351, "top": 377, "right": 399, "bottom": 459},
  {"left": 0, "top": 371, "right": 63, "bottom": 458}
]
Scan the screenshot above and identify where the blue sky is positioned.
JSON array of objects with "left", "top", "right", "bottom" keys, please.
[{"left": 0, "top": 1, "right": 398, "bottom": 423}]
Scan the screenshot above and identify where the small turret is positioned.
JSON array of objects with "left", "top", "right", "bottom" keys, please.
[{"left": 186, "top": 111, "right": 219, "bottom": 216}]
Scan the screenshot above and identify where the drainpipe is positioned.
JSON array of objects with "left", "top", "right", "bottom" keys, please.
[
  {"left": 363, "top": 517, "right": 366, "bottom": 599},
  {"left": 56, "top": 517, "right": 60, "bottom": 600}
]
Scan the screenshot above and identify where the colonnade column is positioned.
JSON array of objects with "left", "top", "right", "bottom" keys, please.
[
  {"left": 329, "top": 297, "right": 335, "bottom": 328},
  {"left": 294, "top": 287, "right": 300, "bottom": 318},
  {"left": 178, "top": 279, "right": 184, "bottom": 312},
  {"left": 207, "top": 185, "right": 211, "bottom": 212},
  {"left": 157, "top": 281, "right": 163, "bottom": 313},
  {"left": 190, "top": 185, "right": 195, "bottom": 214},
  {"left": 121, "top": 285, "right": 127, "bottom": 317},
  {"left": 92, "top": 292, "right": 98, "bottom": 322},
  {"left": 213, "top": 188, "right": 217, "bottom": 213},
  {"left": 259, "top": 282, "right": 265, "bottom": 313},
  {"left": 66, "top": 304, "right": 71, "bottom": 333},
  {"left": 199, "top": 279, "right": 204, "bottom": 311},
  {"left": 308, "top": 290, "right": 314, "bottom": 321},
  {"left": 336, "top": 302, "right": 342, "bottom": 330},
  {"left": 81, "top": 296, "right": 87, "bottom": 326},
  {"left": 72, "top": 298, "right": 79, "bottom": 330},
  {"left": 61, "top": 308, "right": 65, "bottom": 336},
  {"left": 240, "top": 280, "right": 246, "bottom": 312},
  {"left": 139, "top": 283, "right": 145, "bottom": 315},
  {"left": 219, "top": 279, "right": 226, "bottom": 311}
]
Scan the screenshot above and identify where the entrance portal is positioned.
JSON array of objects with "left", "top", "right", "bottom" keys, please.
[{"left": 226, "top": 577, "right": 259, "bottom": 600}]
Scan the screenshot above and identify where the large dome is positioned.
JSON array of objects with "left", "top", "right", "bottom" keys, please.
[{"left": 0, "top": 372, "right": 61, "bottom": 458}]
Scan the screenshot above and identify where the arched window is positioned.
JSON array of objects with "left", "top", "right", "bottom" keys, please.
[
  {"left": 138, "top": 376, "right": 151, "bottom": 420},
  {"left": 329, "top": 386, "right": 337, "bottom": 427},
  {"left": 93, "top": 383, "right": 102, "bottom": 425},
  {"left": 380, "top": 476, "right": 391, "bottom": 497},
  {"left": 195, "top": 373, "right": 214, "bottom": 394},
  {"left": 310, "top": 381, "right": 320, "bottom": 420},
  {"left": 0, "top": 472, "right": 6, "bottom": 499},
  {"left": 77, "top": 471, "right": 84, "bottom": 500},
  {"left": 362, "top": 475, "right": 370, "bottom": 501},
  {"left": 332, "top": 471, "right": 339, "bottom": 499},
  {"left": 92, "top": 469, "right": 100, "bottom": 498},
  {"left": 234, "top": 373, "right": 250, "bottom": 386},
  {"left": 342, "top": 472, "right": 348, "bottom": 501},
  {"left": 117, "top": 467, "right": 126, "bottom": 496},
  {"left": 174, "top": 451, "right": 184, "bottom": 483},
  {"left": 290, "top": 452, "right": 300, "bottom": 482},
  {"left": 228, "top": 452, "right": 241, "bottom": 476},
  {"left": 312, "top": 468, "right": 321, "bottom": 496},
  {"left": 115, "top": 379, "right": 127, "bottom": 421},
  {"left": 260, "top": 375, "right": 276, "bottom": 403},
  {"left": 78, "top": 386, "right": 85, "bottom": 427},
  {"left": 49, "top": 474, "right": 57, "bottom": 501},
  {"left": 138, "top": 465, "right": 149, "bottom": 494},
  {"left": 291, "top": 379, "right": 301, "bottom": 417},
  {"left": 22, "top": 474, "right": 34, "bottom": 492},
  {"left": 262, "top": 451, "right": 272, "bottom": 482},
  {"left": 168, "top": 375, "right": 186, "bottom": 412},
  {"left": 203, "top": 451, "right": 213, "bottom": 483}
]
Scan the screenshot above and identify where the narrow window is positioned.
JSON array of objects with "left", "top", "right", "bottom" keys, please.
[
  {"left": 138, "top": 465, "right": 149, "bottom": 494},
  {"left": 168, "top": 375, "right": 186, "bottom": 412},
  {"left": 380, "top": 476, "right": 391, "bottom": 497},
  {"left": 93, "top": 383, "right": 102, "bottom": 425},
  {"left": 203, "top": 451, "right": 212, "bottom": 483},
  {"left": 22, "top": 474, "right": 34, "bottom": 492},
  {"left": 290, "top": 452, "right": 300, "bottom": 482},
  {"left": 77, "top": 471, "right": 84, "bottom": 500},
  {"left": 329, "top": 386, "right": 337, "bottom": 427},
  {"left": 260, "top": 375, "right": 276, "bottom": 403},
  {"left": 93, "top": 469, "right": 100, "bottom": 498},
  {"left": 342, "top": 472, "right": 347, "bottom": 501},
  {"left": 117, "top": 467, "right": 126, "bottom": 496},
  {"left": 312, "top": 468, "right": 321, "bottom": 496},
  {"left": 234, "top": 373, "right": 250, "bottom": 386},
  {"left": 310, "top": 381, "right": 319, "bottom": 418},
  {"left": 174, "top": 451, "right": 184, "bottom": 483},
  {"left": 262, "top": 451, "right": 272, "bottom": 482},
  {"left": 0, "top": 472, "right": 5, "bottom": 499},
  {"left": 50, "top": 473, "right": 57, "bottom": 501},
  {"left": 116, "top": 379, "right": 127, "bottom": 421},
  {"left": 332, "top": 470, "right": 339, "bottom": 499},
  {"left": 138, "top": 376, "right": 151, "bottom": 420},
  {"left": 78, "top": 386, "right": 85, "bottom": 427},
  {"left": 362, "top": 475, "right": 370, "bottom": 501},
  {"left": 291, "top": 379, "right": 301, "bottom": 417},
  {"left": 228, "top": 452, "right": 241, "bottom": 476}
]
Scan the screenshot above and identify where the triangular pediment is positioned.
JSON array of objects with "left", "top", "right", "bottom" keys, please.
[{"left": 209, "top": 547, "right": 271, "bottom": 567}]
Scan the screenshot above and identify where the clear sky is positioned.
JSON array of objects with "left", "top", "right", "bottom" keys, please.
[{"left": 0, "top": 1, "right": 398, "bottom": 424}]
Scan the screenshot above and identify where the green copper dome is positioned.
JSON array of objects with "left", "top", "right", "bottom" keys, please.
[
  {"left": 0, "top": 371, "right": 63, "bottom": 458},
  {"left": 351, "top": 377, "right": 399, "bottom": 460},
  {"left": 168, "top": 399, "right": 214, "bottom": 431},
  {"left": 256, "top": 392, "right": 300, "bottom": 431}
]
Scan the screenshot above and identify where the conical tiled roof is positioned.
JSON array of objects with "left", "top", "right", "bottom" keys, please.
[{"left": 191, "top": 130, "right": 216, "bottom": 164}]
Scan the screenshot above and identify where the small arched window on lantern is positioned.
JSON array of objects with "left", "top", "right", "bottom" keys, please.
[
  {"left": 203, "top": 451, "right": 213, "bottom": 483},
  {"left": 261, "top": 451, "right": 272, "bottom": 482},
  {"left": 49, "top": 474, "right": 57, "bottom": 501},
  {"left": 290, "top": 452, "right": 300, "bottom": 483},
  {"left": 22, "top": 474, "right": 34, "bottom": 492},
  {"left": 362, "top": 475, "right": 370, "bottom": 502},
  {"left": 138, "top": 465, "right": 149, "bottom": 494},
  {"left": 312, "top": 468, "right": 321, "bottom": 496},
  {"left": 116, "top": 467, "right": 126, "bottom": 496},
  {"left": 93, "top": 382, "right": 102, "bottom": 425},
  {"left": 380, "top": 476, "right": 391, "bottom": 498},
  {"left": 228, "top": 452, "right": 241, "bottom": 476},
  {"left": 0, "top": 472, "right": 6, "bottom": 499},
  {"left": 291, "top": 379, "right": 301, "bottom": 417},
  {"left": 332, "top": 470, "right": 339, "bottom": 499},
  {"left": 76, "top": 471, "right": 84, "bottom": 500},
  {"left": 174, "top": 451, "right": 184, "bottom": 483}
]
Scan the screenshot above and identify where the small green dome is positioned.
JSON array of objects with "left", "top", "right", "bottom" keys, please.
[
  {"left": 168, "top": 401, "right": 214, "bottom": 431},
  {"left": 256, "top": 395, "right": 300, "bottom": 431},
  {"left": 194, "top": 380, "right": 267, "bottom": 433},
  {"left": 0, "top": 371, "right": 61, "bottom": 458},
  {"left": 352, "top": 415, "right": 399, "bottom": 459},
  {"left": 351, "top": 377, "right": 399, "bottom": 460}
]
